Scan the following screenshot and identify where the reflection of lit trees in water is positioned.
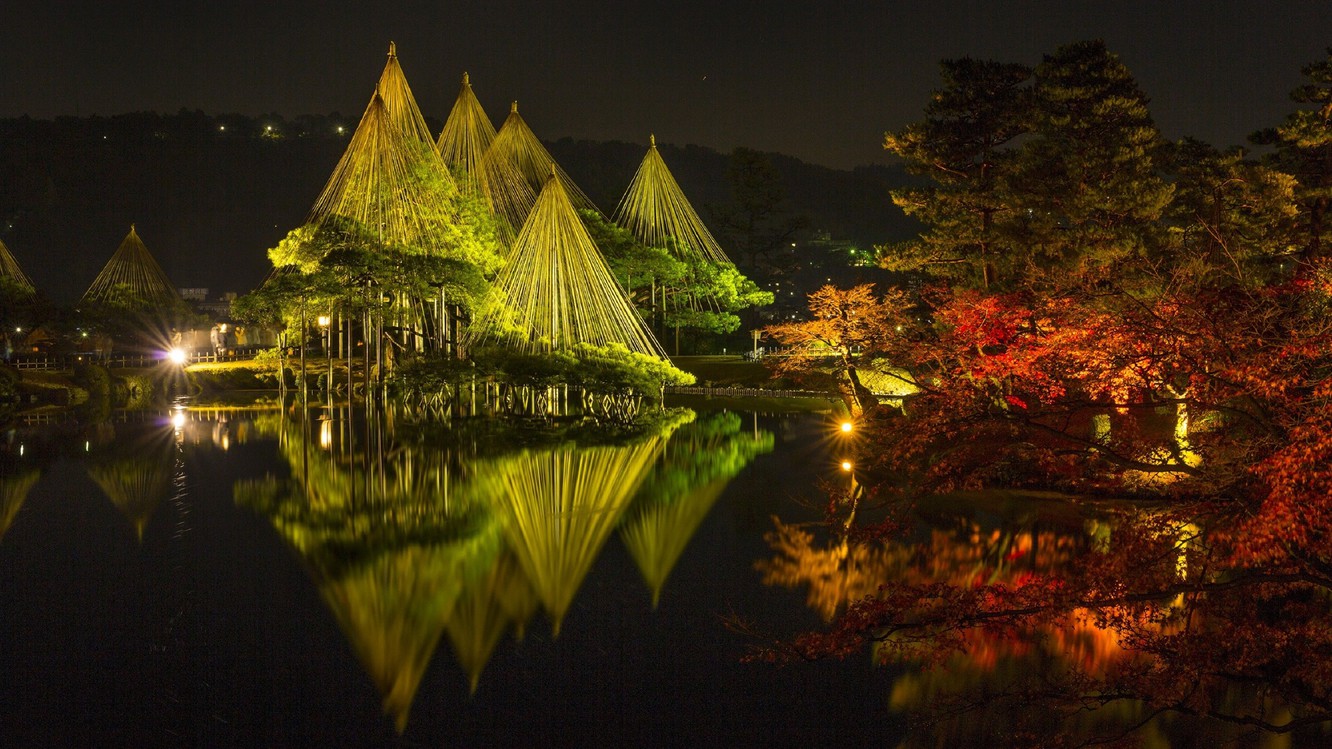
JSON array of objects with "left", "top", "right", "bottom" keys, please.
[
  {"left": 621, "top": 412, "right": 775, "bottom": 607},
  {"left": 85, "top": 423, "right": 181, "bottom": 540},
  {"left": 756, "top": 500, "right": 1314, "bottom": 746},
  {"left": 239, "top": 406, "right": 771, "bottom": 730},
  {"left": 0, "top": 465, "right": 40, "bottom": 543},
  {"left": 442, "top": 550, "right": 536, "bottom": 693},
  {"left": 237, "top": 408, "right": 497, "bottom": 731},
  {"left": 480, "top": 437, "right": 666, "bottom": 635}
]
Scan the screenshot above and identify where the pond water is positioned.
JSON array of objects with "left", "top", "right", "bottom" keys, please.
[{"left": 0, "top": 398, "right": 906, "bottom": 747}]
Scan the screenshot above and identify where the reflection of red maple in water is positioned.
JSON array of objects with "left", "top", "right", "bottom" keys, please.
[{"left": 746, "top": 262, "right": 1332, "bottom": 742}]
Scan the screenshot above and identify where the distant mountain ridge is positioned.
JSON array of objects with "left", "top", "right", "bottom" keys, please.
[{"left": 0, "top": 112, "right": 915, "bottom": 303}]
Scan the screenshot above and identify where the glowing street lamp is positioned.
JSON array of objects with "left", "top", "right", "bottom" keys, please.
[
  {"left": 167, "top": 347, "right": 187, "bottom": 365},
  {"left": 839, "top": 420, "right": 854, "bottom": 434},
  {"left": 840, "top": 460, "right": 853, "bottom": 472}
]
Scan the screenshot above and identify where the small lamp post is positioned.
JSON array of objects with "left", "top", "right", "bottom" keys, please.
[{"left": 317, "top": 315, "right": 332, "bottom": 393}]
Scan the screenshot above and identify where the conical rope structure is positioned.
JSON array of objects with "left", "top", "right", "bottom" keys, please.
[
  {"left": 613, "top": 135, "right": 732, "bottom": 264},
  {"left": 465, "top": 174, "right": 667, "bottom": 359},
  {"left": 437, "top": 72, "right": 496, "bottom": 193},
  {"left": 0, "top": 237, "right": 36, "bottom": 297},
  {"left": 481, "top": 437, "right": 665, "bottom": 636},
  {"left": 479, "top": 101, "right": 595, "bottom": 231},
  {"left": 375, "top": 41, "right": 438, "bottom": 151},
  {"left": 81, "top": 225, "right": 182, "bottom": 307}
]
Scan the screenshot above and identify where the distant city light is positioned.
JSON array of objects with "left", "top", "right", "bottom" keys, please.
[
  {"left": 219, "top": 125, "right": 226, "bottom": 131},
  {"left": 336, "top": 125, "right": 345, "bottom": 134}
]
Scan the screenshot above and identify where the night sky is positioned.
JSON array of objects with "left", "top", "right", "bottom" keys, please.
[{"left": 4, "top": 1, "right": 1331, "bottom": 169}]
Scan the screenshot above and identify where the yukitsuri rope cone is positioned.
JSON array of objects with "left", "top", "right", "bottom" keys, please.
[
  {"left": 613, "top": 134, "right": 732, "bottom": 264},
  {"left": 81, "top": 225, "right": 182, "bottom": 306},
  {"left": 465, "top": 173, "right": 666, "bottom": 359},
  {"left": 479, "top": 101, "right": 596, "bottom": 232},
  {"left": 436, "top": 72, "right": 497, "bottom": 192},
  {"left": 0, "top": 237, "right": 36, "bottom": 296},
  {"left": 305, "top": 44, "right": 467, "bottom": 255}
]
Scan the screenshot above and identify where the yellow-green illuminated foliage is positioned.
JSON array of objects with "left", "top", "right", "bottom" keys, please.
[
  {"left": 300, "top": 46, "right": 503, "bottom": 279},
  {"left": 237, "top": 412, "right": 505, "bottom": 732},
  {"left": 0, "top": 469, "right": 39, "bottom": 543},
  {"left": 465, "top": 176, "right": 667, "bottom": 359},
  {"left": 479, "top": 101, "right": 596, "bottom": 231},
  {"left": 81, "top": 225, "right": 183, "bottom": 307},
  {"left": 480, "top": 437, "right": 665, "bottom": 635},
  {"left": 0, "top": 238, "right": 35, "bottom": 298},
  {"left": 437, "top": 72, "right": 497, "bottom": 193},
  {"left": 614, "top": 135, "right": 731, "bottom": 264}
]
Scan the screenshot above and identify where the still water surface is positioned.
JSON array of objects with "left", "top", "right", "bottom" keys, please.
[{"left": 0, "top": 399, "right": 904, "bottom": 747}]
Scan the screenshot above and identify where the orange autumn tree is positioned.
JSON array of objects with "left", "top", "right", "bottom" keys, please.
[
  {"left": 741, "top": 44, "right": 1332, "bottom": 745},
  {"left": 763, "top": 283, "right": 916, "bottom": 417}
]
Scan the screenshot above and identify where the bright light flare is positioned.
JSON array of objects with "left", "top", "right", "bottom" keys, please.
[
  {"left": 167, "top": 347, "right": 187, "bottom": 365},
  {"left": 839, "top": 421, "right": 854, "bottom": 434},
  {"left": 170, "top": 410, "right": 187, "bottom": 430},
  {"left": 840, "top": 460, "right": 853, "bottom": 472}
]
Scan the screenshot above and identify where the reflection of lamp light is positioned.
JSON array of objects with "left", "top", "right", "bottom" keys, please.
[
  {"left": 171, "top": 410, "right": 187, "bottom": 430},
  {"left": 319, "top": 419, "right": 332, "bottom": 449},
  {"left": 840, "top": 460, "right": 852, "bottom": 472}
]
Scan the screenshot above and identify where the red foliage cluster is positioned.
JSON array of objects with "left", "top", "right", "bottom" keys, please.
[{"left": 746, "top": 265, "right": 1332, "bottom": 744}]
